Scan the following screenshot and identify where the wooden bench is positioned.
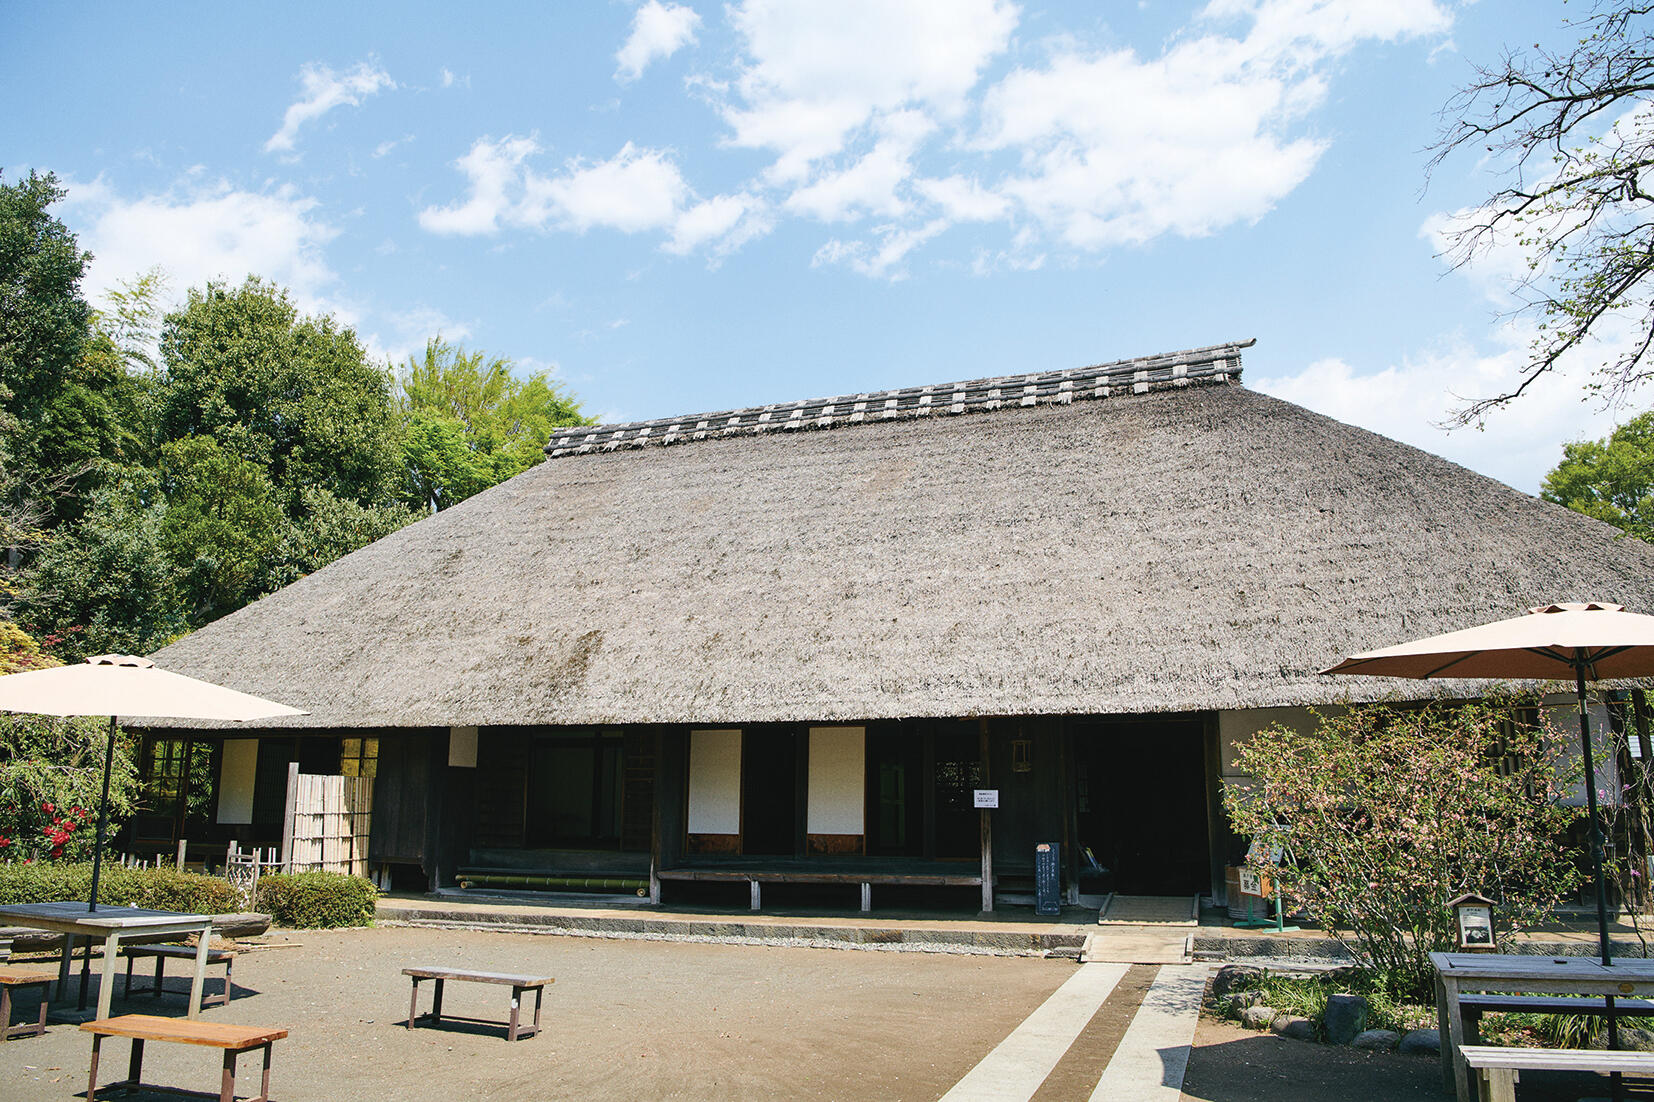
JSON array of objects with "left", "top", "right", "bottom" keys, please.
[
  {"left": 0, "top": 967, "right": 53, "bottom": 1041},
  {"left": 1460, "top": 1044, "right": 1654, "bottom": 1102},
  {"left": 456, "top": 868, "right": 649, "bottom": 895},
  {"left": 125, "top": 944, "right": 236, "bottom": 1007},
  {"left": 81, "top": 1014, "right": 287, "bottom": 1102},
  {"left": 656, "top": 867, "right": 984, "bottom": 912},
  {"left": 403, "top": 966, "right": 552, "bottom": 1041}
]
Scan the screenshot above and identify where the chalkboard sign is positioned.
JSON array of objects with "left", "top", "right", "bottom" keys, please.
[{"left": 1035, "top": 841, "right": 1061, "bottom": 916}]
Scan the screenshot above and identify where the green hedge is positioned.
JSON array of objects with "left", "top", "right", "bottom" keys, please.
[
  {"left": 256, "top": 871, "right": 377, "bottom": 928},
  {"left": 0, "top": 862, "right": 241, "bottom": 913}
]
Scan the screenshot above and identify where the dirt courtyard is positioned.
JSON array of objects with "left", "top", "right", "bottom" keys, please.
[{"left": 0, "top": 925, "right": 1073, "bottom": 1102}]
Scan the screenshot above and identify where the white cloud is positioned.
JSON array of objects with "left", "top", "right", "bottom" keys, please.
[
  {"left": 1254, "top": 334, "right": 1631, "bottom": 495},
  {"left": 977, "top": 0, "right": 1448, "bottom": 248},
  {"left": 783, "top": 111, "right": 933, "bottom": 222},
  {"left": 723, "top": 0, "right": 1018, "bottom": 183},
  {"left": 423, "top": 0, "right": 1451, "bottom": 276},
  {"left": 812, "top": 218, "right": 948, "bottom": 280},
  {"left": 61, "top": 177, "right": 343, "bottom": 319},
  {"left": 666, "top": 192, "right": 773, "bottom": 257},
  {"left": 420, "top": 138, "right": 689, "bottom": 237},
  {"left": 914, "top": 175, "right": 1010, "bottom": 223},
  {"left": 524, "top": 143, "right": 687, "bottom": 233},
  {"left": 615, "top": 1, "right": 702, "bottom": 83},
  {"left": 265, "top": 60, "right": 395, "bottom": 154},
  {"left": 373, "top": 134, "right": 413, "bottom": 158},
  {"left": 418, "top": 136, "right": 541, "bottom": 235}
]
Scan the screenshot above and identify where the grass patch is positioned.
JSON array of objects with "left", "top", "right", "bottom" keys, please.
[{"left": 1216, "top": 967, "right": 1436, "bottom": 1037}]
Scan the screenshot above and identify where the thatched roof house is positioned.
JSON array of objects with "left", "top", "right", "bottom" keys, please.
[{"left": 139, "top": 340, "right": 1654, "bottom": 908}]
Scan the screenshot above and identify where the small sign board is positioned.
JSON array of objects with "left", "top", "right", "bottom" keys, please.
[
  {"left": 1449, "top": 892, "right": 1497, "bottom": 951},
  {"left": 1238, "top": 868, "right": 1267, "bottom": 898},
  {"left": 973, "top": 789, "right": 999, "bottom": 809}
]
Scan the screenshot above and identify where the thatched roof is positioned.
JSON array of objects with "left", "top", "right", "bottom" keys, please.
[{"left": 148, "top": 340, "right": 1654, "bottom": 729}]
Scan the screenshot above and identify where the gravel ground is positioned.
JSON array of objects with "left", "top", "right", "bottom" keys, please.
[{"left": 0, "top": 925, "right": 1072, "bottom": 1102}]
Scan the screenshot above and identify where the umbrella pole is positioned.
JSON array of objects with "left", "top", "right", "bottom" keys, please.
[
  {"left": 1576, "top": 666, "right": 1623, "bottom": 1070},
  {"left": 87, "top": 715, "right": 116, "bottom": 914},
  {"left": 1578, "top": 668, "right": 1615, "bottom": 967}
]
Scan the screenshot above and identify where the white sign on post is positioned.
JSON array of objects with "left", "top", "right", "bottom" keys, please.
[{"left": 974, "top": 789, "right": 999, "bottom": 809}]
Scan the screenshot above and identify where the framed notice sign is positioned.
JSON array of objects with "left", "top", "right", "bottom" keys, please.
[
  {"left": 1449, "top": 892, "right": 1497, "bottom": 951},
  {"left": 973, "top": 789, "right": 999, "bottom": 809},
  {"left": 1238, "top": 868, "right": 1263, "bottom": 898}
]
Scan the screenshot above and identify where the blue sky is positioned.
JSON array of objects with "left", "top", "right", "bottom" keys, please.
[{"left": 4, "top": 1, "right": 1640, "bottom": 492}]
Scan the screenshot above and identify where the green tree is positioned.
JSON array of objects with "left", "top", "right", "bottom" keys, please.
[
  {"left": 266, "top": 486, "right": 415, "bottom": 590},
  {"left": 156, "top": 278, "right": 403, "bottom": 512},
  {"left": 1431, "top": 3, "right": 1654, "bottom": 423},
  {"left": 398, "top": 338, "right": 589, "bottom": 511},
  {"left": 20, "top": 469, "right": 188, "bottom": 661},
  {"left": 1543, "top": 412, "right": 1654, "bottom": 540},
  {"left": 0, "top": 170, "right": 146, "bottom": 520},
  {"left": 156, "top": 437, "right": 285, "bottom": 622}
]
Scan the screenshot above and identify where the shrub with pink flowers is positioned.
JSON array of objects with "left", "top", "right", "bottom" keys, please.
[{"left": 1223, "top": 696, "right": 1583, "bottom": 999}]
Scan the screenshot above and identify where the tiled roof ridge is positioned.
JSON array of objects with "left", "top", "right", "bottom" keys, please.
[{"left": 545, "top": 338, "right": 1254, "bottom": 458}]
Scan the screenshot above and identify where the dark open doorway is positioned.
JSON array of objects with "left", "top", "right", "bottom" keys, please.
[
  {"left": 742, "top": 729, "right": 798, "bottom": 856},
  {"left": 1072, "top": 717, "right": 1212, "bottom": 896}
]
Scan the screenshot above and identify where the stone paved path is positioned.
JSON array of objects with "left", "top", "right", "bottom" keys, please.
[{"left": 939, "top": 962, "right": 1209, "bottom": 1100}]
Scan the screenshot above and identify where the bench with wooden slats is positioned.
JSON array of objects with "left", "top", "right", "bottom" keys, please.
[
  {"left": 81, "top": 1014, "right": 288, "bottom": 1102},
  {"left": 125, "top": 943, "right": 237, "bottom": 1007},
  {"left": 1460, "top": 1045, "right": 1654, "bottom": 1102},
  {"left": 0, "top": 967, "right": 53, "bottom": 1041},
  {"left": 1459, "top": 992, "right": 1654, "bottom": 1017},
  {"left": 403, "top": 965, "right": 552, "bottom": 1041}
]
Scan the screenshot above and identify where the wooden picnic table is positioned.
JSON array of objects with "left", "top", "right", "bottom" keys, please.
[
  {"left": 1432, "top": 951, "right": 1654, "bottom": 1102},
  {"left": 0, "top": 901, "right": 214, "bottom": 1022}
]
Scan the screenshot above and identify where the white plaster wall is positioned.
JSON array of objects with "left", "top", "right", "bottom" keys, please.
[
  {"left": 216, "top": 739, "right": 258, "bottom": 824},
  {"left": 688, "top": 729, "right": 742, "bottom": 834},
  {"left": 1218, "top": 706, "right": 1333, "bottom": 781},
  {"left": 448, "top": 726, "right": 478, "bottom": 768},
  {"left": 807, "top": 726, "right": 865, "bottom": 834}
]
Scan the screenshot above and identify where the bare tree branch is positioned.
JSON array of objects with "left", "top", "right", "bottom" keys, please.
[{"left": 1430, "top": 3, "right": 1654, "bottom": 424}]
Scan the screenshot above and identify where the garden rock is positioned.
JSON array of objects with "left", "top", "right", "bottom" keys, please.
[
  {"left": 1213, "top": 965, "right": 1264, "bottom": 999},
  {"left": 1324, "top": 993, "right": 1369, "bottom": 1045},
  {"left": 1271, "top": 1015, "right": 1316, "bottom": 1041},
  {"left": 1398, "top": 1029, "right": 1440, "bottom": 1056},
  {"left": 1241, "top": 1005, "right": 1277, "bottom": 1030},
  {"left": 1223, "top": 991, "right": 1264, "bottom": 1018},
  {"left": 1352, "top": 1029, "right": 1400, "bottom": 1051},
  {"left": 1613, "top": 1026, "right": 1654, "bottom": 1052}
]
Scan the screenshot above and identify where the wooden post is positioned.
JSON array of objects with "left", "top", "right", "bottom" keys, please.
[
  {"left": 649, "top": 730, "right": 663, "bottom": 905},
  {"left": 280, "top": 761, "right": 299, "bottom": 873},
  {"left": 176, "top": 839, "right": 186, "bottom": 872},
  {"left": 979, "top": 719, "right": 993, "bottom": 914}
]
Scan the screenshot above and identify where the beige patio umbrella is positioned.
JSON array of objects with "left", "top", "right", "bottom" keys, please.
[
  {"left": 1324, "top": 602, "right": 1654, "bottom": 968},
  {"left": 0, "top": 654, "right": 305, "bottom": 912}
]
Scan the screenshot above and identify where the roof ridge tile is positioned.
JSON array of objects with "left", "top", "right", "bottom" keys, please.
[{"left": 545, "top": 338, "right": 1254, "bottom": 458}]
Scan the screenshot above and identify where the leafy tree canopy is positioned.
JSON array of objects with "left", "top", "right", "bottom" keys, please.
[
  {"left": 1543, "top": 410, "right": 1654, "bottom": 540},
  {"left": 156, "top": 278, "right": 403, "bottom": 512},
  {"left": 157, "top": 436, "right": 285, "bottom": 623},
  {"left": 398, "top": 337, "right": 590, "bottom": 512},
  {"left": 0, "top": 170, "right": 146, "bottom": 519},
  {"left": 20, "top": 468, "right": 189, "bottom": 661},
  {"left": 1432, "top": 2, "right": 1654, "bottom": 423}
]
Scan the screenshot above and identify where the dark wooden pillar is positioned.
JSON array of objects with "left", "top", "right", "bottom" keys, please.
[{"left": 979, "top": 719, "right": 993, "bottom": 913}]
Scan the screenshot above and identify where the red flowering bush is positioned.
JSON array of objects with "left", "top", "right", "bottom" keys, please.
[
  {"left": 1224, "top": 696, "right": 1582, "bottom": 998},
  {"left": 0, "top": 714, "right": 136, "bottom": 863}
]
